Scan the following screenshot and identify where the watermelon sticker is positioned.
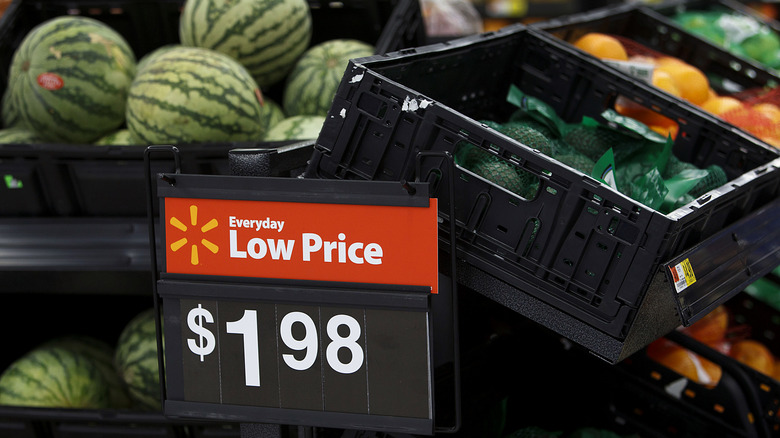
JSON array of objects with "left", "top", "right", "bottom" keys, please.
[{"left": 37, "top": 73, "right": 64, "bottom": 90}]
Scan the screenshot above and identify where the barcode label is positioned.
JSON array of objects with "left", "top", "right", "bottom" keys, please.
[{"left": 670, "top": 258, "right": 697, "bottom": 293}]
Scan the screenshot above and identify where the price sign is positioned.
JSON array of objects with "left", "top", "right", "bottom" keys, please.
[
  {"left": 175, "top": 297, "right": 430, "bottom": 417},
  {"left": 154, "top": 175, "right": 439, "bottom": 434},
  {"left": 158, "top": 280, "right": 433, "bottom": 432}
]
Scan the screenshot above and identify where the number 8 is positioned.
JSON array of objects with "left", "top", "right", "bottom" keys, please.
[{"left": 326, "top": 314, "right": 364, "bottom": 374}]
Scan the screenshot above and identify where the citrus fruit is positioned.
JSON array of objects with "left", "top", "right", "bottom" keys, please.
[
  {"left": 655, "top": 57, "right": 711, "bottom": 105},
  {"left": 681, "top": 305, "right": 729, "bottom": 346},
  {"left": 647, "top": 339, "right": 722, "bottom": 387},
  {"left": 700, "top": 96, "right": 744, "bottom": 116},
  {"left": 752, "top": 103, "right": 780, "bottom": 123},
  {"left": 572, "top": 32, "right": 628, "bottom": 61},
  {"left": 652, "top": 70, "right": 682, "bottom": 98},
  {"left": 729, "top": 339, "right": 775, "bottom": 376}
]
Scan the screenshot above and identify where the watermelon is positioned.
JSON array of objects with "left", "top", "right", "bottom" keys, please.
[
  {"left": 283, "top": 39, "right": 374, "bottom": 117},
  {"left": 0, "top": 345, "right": 111, "bottom": 408},
  {"left": 126, "top": 46, "right": 269, "bottom": 144},
  {"left": 264, "top": 115, "right": 325, "bottom": 141},
  {"left": 179, "top": 0, "right": 312, "bottom": 89},
  {"left": 42, "top": 335, "right": 133, "bottom": 409},
  {"left": 94, "top": 128, "right": 143, "bottom": 146},
  {"left": 0, "top": 127, "right": 44, "bottom": 144},
  {"left": 115, "top": 308, "right": 162, "bottom": 410},
  {"left": 259, "top": 97, "right": 286, "bottom": 136},
  {"left": 8, "top": 16, "right": 136, "bottom": 143},
  {"left": 136, "top": 44, "right": 182, "bottom": 74},
  {"left": 1, "top": 86, "right": 22, "bottom": 128}
]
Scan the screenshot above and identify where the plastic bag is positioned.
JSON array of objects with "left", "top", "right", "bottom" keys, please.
[
  {"left": 504, "top": 85, "right": 725, "bottom": 213},
  {"left": 421, "top": 0, "right": 484, "bottom": 37}
]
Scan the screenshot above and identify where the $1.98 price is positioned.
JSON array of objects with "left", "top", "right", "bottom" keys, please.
[
  {"left": 176, "top": 298, "right": 431, "bottom": 418},
  {"left": 188, "top": 303, "right": 365, "bottom": 383}
]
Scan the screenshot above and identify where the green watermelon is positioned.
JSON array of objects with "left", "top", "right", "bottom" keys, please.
[
  {"left": 264, "top": 114, "right": 325, "bottom": 141},
  {"left": 0, "top": 127, "right": 44, "bottom": 144},
  {"left": 115, "top": 308, "right": 162, "bottom": 411},
  {"left": 8, "top": 16, "right": 136, "bottom": 143},
  {"left": 126, "top": 46, "right": 269, "bottom": 144},
  {"left": 0, "top": 345, "right": 111, "bottom": 408},
  {"left": 94, "top": 128, "right": 143, "bottom": 146},
  {"left": 1, "top": 86, "right": 22, "bottom": 128},
  {"left": 259, "top": 97, "right": 286, "bottom": 135},
  {"left": 179, "top": 0, "right": 312, "bottom": 89},
  {"left": 42, "top": 336, "right": 133, "bottom": 409},
  {"left": 283, "top": 39, "right": 374, "bottom": 117},
  {"left": 136, "top": 44, "right": 182, "bottom": 74}
]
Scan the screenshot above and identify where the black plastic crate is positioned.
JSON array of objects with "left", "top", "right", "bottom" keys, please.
[
  {"left": 303, "top": 24, "right": 780, "bottom": 363},
  {"left": 0, "top": 0, "right": 415, "bottom": 217},
  {"left": 649, "top": 0, "right": 780, "bottom": 74},
  {"left": 610, "top": 290, "right": 780, "bottom": 438},
  {"left": 533, "top": 2, "right": 780, "bottom": 96}
]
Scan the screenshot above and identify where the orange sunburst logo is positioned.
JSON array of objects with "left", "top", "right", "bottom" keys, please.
[{"left": 169, "top": 204, "right": 219, "bottom": 265}]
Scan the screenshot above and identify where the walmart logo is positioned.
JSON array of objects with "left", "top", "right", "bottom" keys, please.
[{"left": 169, "top": 205, "right": 219, "bottom": 265}]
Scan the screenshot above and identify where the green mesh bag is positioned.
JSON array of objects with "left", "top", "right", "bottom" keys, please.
[
  {"left": 496, "top": 120, "right": 554, "bottom": 156},
  {"left": 556, "top": 152, "right": 597, "bottom": 174},
  {"left": 663, "top": 156, "right": 728, "bottom": 198},
  {"left": 454, "top": 140, "right": 539, "bottom": 199},
  {"left": 563, "top": 124, "right": 627, "bottom": 162},
  {"left": 690, "top": 164, "right": 728, "bottom": 197}
]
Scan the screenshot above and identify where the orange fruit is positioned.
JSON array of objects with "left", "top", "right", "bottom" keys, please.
[
  {"left": 700, "top": 96, "right": 744, "bottom": 116},
  {"left": 760, "top": 135, "right": 780, "bottom": 148},
  {"left": 615, "top": 101, "right": 679, "bottom": 139},
  {"left": 752, "top": 103, "right": 780, "bottom": 123},
  {"left": 729, "top": 339, "right": 775, "bottom": 376},
  {"left": 655, "top": 57, "right": 711, "bottom": 105},
  {"left": 652, "top": 70, "right": 682, "bottom": 98},
  {"left": 647, "top": 339, "right": 722, "bottom": 387},
  {"left": 573, "top": 32, "right": 629, "bottom": 61},
  {"left": 773, "top": 359, "right": 780, "bottom": 382},
  {"left": 681, "top": 305, "right": 729, "bottom": 346}
]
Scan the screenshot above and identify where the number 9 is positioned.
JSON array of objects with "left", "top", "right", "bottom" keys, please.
[{"left": 280, "top": 312, "right": 318, "bottom": 371}]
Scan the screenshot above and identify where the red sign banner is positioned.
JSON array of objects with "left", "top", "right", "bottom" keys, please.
[{"left": 164, "top": 197, "right": 439, "bottom": 293}]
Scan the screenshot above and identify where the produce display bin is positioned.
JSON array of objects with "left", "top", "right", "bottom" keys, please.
[
  {"left": 303, "top": 24, "right": 780, "bottom": 363},
  {"left": 648, "top": 0, "right": 780, "bottom": 73},
  {"left": 533, "top": 2, "right": 780, "bottom": 95},
  {"left": 610, "top": 290, "right": 780, "bottom": 438},
  {"left": 0, "top": 0, "right": 416, "bottom": 218}
]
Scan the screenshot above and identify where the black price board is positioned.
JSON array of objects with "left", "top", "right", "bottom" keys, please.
[
  {"left": 159, "top": 280, "right": 433, "bottom": 433},
  {"left": 152, "top": 174, "right": 440, "bottom": 435}
]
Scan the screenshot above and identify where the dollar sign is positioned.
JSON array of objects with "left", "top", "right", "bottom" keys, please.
[{"left": 187, "top": 304, "right": 216, "bottom": 362}]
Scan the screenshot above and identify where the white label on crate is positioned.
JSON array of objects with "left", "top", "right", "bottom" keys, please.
[
  {"left": 350, "top": 73, "right": 364, "bottom": 83},
  {"left": 670, "top": 258, "right": 697, "bottom": 293},
  {"left": 602, "top": 59, "right": 655, "bottom": 84}
]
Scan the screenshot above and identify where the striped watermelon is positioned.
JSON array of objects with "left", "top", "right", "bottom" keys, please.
[
  {"left": 0, "top": 127, "right": 44, "bottom": 144},
  {"left": 1, "top": 86, "right": 22, "bottom": 128},
  {"left": 114, "top": 308, "right": 162, "bottom": 411},
  {"left": 179, "top": 0, "right": 312, "bottom": 89},
  {"left": 259, "top": 97, "right": 286, "bottom": 136},
  {"left": 0, "top": 345, "right": 111, "bottom": 408},
  {"left": 283, "top": 39, "right": 374, "bottom": 117},
  {"left": 136, "top": 44, "right": 182, "bottom": 74},
  {"left": 42, "top": 336, "right": 133, "bottom": 409},
  {"left": 8, "top": 16, "right": 136, "bottom": 143},
  {"left": 94, "top": 128, "right": 142, "bottom": 146},
  {"left": 265, "top": 115, "right": 325, "bottom": 141},
  {"left": 126, "top": 46, "right": 269, "bottom": 144}
]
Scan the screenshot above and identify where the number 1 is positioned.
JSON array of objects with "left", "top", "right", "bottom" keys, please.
[{"left": 226, "top": 310, "right": 260, "bottom": 387}]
